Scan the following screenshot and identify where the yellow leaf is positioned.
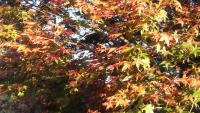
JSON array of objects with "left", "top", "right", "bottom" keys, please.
[
  {"left": 108, "top": 48, "right": 116, "bottom": 54},
  {"left": 138, "top": 85, "right": 146, "bottom": 95},
  {"left": 122, "top": 62, "right": 131, "bottom": 72},
  {"left": 173, "top": 0, "right": 182, "bottom": 10},
  {"left": 116, "top": 98, "right": 130, "bottom": 108},
  {"left": 156, "top": 43, "right": 161, "bottom": 53},
  {"left": 142, "top": 104, "right": 154, "bottom": 113},
  {"left": 137, "top": 6, "right": 144, "bottom": 16},
  {"left": 18, "top": 91, "right": 24, "bottom": 97},
  {"left": 160, "top": 33, "right": 171, "bottom": 46}
]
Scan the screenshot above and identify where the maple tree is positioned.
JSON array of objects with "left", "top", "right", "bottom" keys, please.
[{"left": 0, "top": 0, "right": 200, "bottom": 113}]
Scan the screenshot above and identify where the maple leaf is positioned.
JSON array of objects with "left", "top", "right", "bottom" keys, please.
[
  {"left": 108, "top": 33, "right": 122, "bottom": 39},
  {"left": 137, "top": 6, "right": 144, "bottom": 16},
  {"left": 176, "top": 18, "right": 184, "bottom": 26},
  {"left": 135, "top": 54, "right": 150, "bottom": 71},
  {"left": 142, "top": 104, "right": 154, "bottom": 113},
  {"left": 159, "top": 33, "right": 171, "bottom": 46},
  {"left": 115, "top": 97, "right": 130, "bottom": 108},
  {"left": 121, "top": 61, "right": 131, "bottom": 72},
  {"left": 156, "top": 43, "right": 161, "bottom": 53},
  {"left": 173, "top": 78, "right": 188, "bottom": 86}
]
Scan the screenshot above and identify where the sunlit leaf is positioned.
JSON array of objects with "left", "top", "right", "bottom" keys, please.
[{"left": 142, "top": 104, "right": 154, "bottom": 113}]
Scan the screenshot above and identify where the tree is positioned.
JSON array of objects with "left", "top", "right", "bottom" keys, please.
[{"left": 0, "top": 0, "right": 200, "bottom": 113}]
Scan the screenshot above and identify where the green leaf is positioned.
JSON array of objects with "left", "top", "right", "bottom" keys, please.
[
  {"left": 160, "top": 61, "right": 171, "bottom": 70},
  {"left": 193, "top": 89, "right": 200, "bottom": 99}
]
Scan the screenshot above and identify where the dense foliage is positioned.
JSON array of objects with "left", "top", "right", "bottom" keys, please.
[{"left": 0, "top": 0, "right": 200, "bottom": 113}]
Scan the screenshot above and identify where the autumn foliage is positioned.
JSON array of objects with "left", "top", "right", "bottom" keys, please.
[{"left": 0, "top": 0, "right": 200, "bottom": 113}]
